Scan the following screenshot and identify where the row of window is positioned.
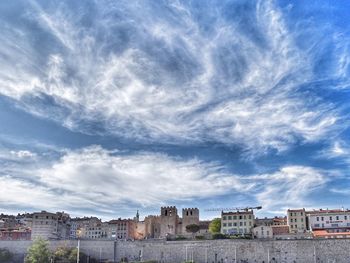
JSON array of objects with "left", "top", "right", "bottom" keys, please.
[
  {"left": 313, "top": 223, "right": 350, "bottom": 228},
  {"left": 290, "top": 218, "right": 304, "bottom": 223},
  {"left": 223, "top": 221, "right": 252, "bottom": 227},
  {"left": 316, "top": 215, "right": 348, "bottom": 221},
  {"left": 290, "top": 224, "right": 304, "bottom": 229},
  {"left": 222, "top": 215, "right": 252, "bottom": 220}
]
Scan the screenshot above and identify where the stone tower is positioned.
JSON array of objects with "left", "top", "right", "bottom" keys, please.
[
  {"left": 182, "top": 208, "right": 199, "bottom": 235},
  {"left": 160, "top": 206, "right": 178, "bottom": 237}
]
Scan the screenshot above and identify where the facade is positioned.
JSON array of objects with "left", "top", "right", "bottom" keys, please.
[
  {"left": 144, "top": 206, "right": 200, "bottom": 238},
  {"left": 271, "top": 225, "right": 290, "bottom": 236},
  {"left": 106, "top": 219, "right": 135, "bottom": 240},
  {"left": 31, "top": 211, "right": 70, "bottom": 240},
  {"left": 70, "top": 217, "right": 101, "bottom": 239},
  {"left": 287, "top": 209, "right": 307, "bottom": 233},
  {"left": 0, "top": 229, "right": 31, "bottom": 240},
  {"left": 181, "top": 208, "right": 200, "bottom": 235},
  {"left": 144, "top": 215, "right": 161, "bottom": 238},
  {"left": 160, "top": 206, "right": 179, "bottom": 237},
  {"left": 307, "top": 209, "right": 350, "bottom": 238},
  {"left": 221, "top": 210, "right": 254, "bottom": 235},
  {"left": 253, "top": 225, "right": 273, "bottom": 239}
]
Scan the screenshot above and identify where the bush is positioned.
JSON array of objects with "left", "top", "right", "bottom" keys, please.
[
  {"left": 25, "top": 238, "right": 52, "bottom": 263},
  {"left": 212, "top": 233, "right": 228, "bottom": 239},
  {"left": 0, "top": 248, "right": 13, "bottom": 263},
  {"left": 195, "top": 235, "right": 205, "bottom": 240},
  {"left": 175, "top": 236, "right": 187, "bottom": 240}
]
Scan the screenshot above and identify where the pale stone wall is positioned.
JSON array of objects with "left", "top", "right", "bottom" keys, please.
[{"left": 2, "top": 239, "right": 350, "bottom": 263}]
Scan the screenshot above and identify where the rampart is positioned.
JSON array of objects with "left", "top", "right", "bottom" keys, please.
[{"left": 1, "top": 238, "right": 349, "bottom": 262}]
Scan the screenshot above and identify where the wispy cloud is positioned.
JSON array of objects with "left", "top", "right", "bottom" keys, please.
[
  {"left": 0, "top": 0, "right": 346, "bottom": 157},
  {"left": 0, "top": 145, "right": 334, "bottom": 216}
]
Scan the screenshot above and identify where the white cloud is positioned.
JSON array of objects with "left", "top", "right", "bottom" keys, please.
[
  {"left": 251, "top": 166, "right": 327, "bottom": 210},
  {"left": 0, "top": 145, "right": 333, "bottom": 216},
  {"left": 0, "top": 0, "right": 343, "bottom": 156},
  {"left": 10, "top": 150, "right": 37, "bottom": 159}
]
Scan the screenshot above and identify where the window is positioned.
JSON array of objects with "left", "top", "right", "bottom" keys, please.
[
  {"left": 233, "top": 223, "right": 237, "bottom": 226},
  {"left": 301, "top": 218, "right": 303, "bottom": 222},
  {"left": 345, "top": 216, "right": 348, "bottom": 220},
  {"left": 239, "top": 216, "right": 242, "bottom": 220},
  {"left": 240, "top": 222, "right": 243, "bottom": 226},
  {"left": 228, "top": 216, "right": 232, "bottom": 220},
  {"left": 291, "top": 225, "right": 293, "bottom": 228},
  {"left": 321, "top": 217, "right": 324, "bottom": 221},
  {"left": 336, "top": 216, "right": 339, "bottom": 220},
  {"left": 233, "top": 216, "right": 237, "bottom": 220},
  {"left": 223, "top": 223, "right": 227, "bottom": 227},
  {"left": 316, "top": 217, "right": 319, "bottom": 221},
  {"left": 244, "top": 222, "right": 246, "bottom": 226},
  {"left": 223, "top": 216, "right": 227, "bottom": 220},
  {"left": 314, "top": 224, "right": 320, "bottom": 227},
  {"left": 330, "top": 216, "right": 332, "bottom": 221},
  {"left": 228, "top": 223, "right": 232, "bottom": 227}
]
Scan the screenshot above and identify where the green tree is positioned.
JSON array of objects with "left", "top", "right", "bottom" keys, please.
[
  {"left": 0, "top": 248, "right": 13, "bottom": 263},
  {"left": 209, "top": 218, "right": 221, "bottom": 234},
  {"left": 25, "top": 238, "right": 52, "bottom": 263},
  {"left": 186, "top": 224, "right": 200, "bottom": 239}
]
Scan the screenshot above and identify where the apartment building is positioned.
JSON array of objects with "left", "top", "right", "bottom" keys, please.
[
  {"left": 221, "top": 210, "right": 254, "bottom": 235},
  {"left": 106, "top": 219, "right": 136, "bottom": 240},
  {"left": 307, "top": 209, "right": 350, "bottom": 238},
  {"left": 31, "top": 211, "right": 70, "bottom": 240},
  {"left": 287, "top": 209, "right": 307, "bottom": 233}
]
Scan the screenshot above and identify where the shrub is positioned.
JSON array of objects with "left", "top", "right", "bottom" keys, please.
[
  {"left": 0, "top": 248, "right": 13, "bottom": 263},
  {"left": 212, "top": 233, "right": 228, "bottom": 239},
  {"left": 25, "top": 238, "right": 52, "bottom": 263}
]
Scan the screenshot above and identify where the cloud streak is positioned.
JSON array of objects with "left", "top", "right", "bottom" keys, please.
[
  {"left": 0, "top": 0, "right": 346, "bottom": 157},
  {"left": 0, "top": 145, "right": 332, "bottom": 217}
]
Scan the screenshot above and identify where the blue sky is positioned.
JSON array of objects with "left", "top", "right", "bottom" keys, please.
[{"left": 0, "top": 0, "right": 349, "bottom": 220}]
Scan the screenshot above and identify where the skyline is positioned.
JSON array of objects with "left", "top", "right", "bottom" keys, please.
[{"left": 0, "top": 0, "right": 350, "bottom": 221}]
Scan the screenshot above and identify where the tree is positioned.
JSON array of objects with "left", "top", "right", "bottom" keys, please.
[
  {"left": 186, "top": 224, "right": 200, "bottom": 239},
  {"left": 0, "top": 248, "right": 13, "bottom": 263},
  {"left": 209, "top": 218, "right": 221, "bottom": 234},
  {"left": 25, "top": 238, "right": 52, "bottom": 263}
]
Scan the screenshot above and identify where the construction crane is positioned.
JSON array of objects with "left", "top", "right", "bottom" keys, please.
[{"left": 204, "top": 206, "right": 262, "bottom": 212}]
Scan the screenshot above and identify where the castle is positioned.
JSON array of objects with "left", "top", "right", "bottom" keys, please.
[{"left": 143, "top": 206, "right": 199, "bottom": 238}]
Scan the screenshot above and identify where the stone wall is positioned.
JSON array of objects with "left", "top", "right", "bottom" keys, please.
[{"left": 1, "top": 239, "right": 350, "bottom": 263}]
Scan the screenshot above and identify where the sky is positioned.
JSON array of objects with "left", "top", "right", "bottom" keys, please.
[{"left": 0, "top": 0, "right": 349, "bottom": 221}]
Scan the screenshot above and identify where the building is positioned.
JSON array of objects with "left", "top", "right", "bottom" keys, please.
[
  {"left": 181, "top": 208, "right": 200, "bottom": 235},
  {"left": 287, "top": 209, "right": 307, "bottom": 233},
  {"left": 271, "top": 225, "right": 290, "bottom": 236},
  {"left": 70, "top": 217, "right": 101, "bottom": 239},
  {"left": 31, "top": 211, "right": 70, "bottom": 240},
  {"left": 253, "top": 225, "right": 273, "bottom": 239},
  {"left": 0, "top": 228, "right": 31, "bottom": 240},
  {"left": 144, "top": 206, "right": 200, "bottom": 239},
  {"left": 221, "top": 210, "right": 254, "bottom": 235},
  {"left": 106, "top": 219, "right": 136, "bottom": 240},
  {"left": 144, "top": 215, "right": 161, "bottom": 238},
  {"left": 307, "top": 208, "right": 350, "bottom": 238}
]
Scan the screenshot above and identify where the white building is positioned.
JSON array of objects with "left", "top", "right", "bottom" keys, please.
[
  {"left": 253, "top": 225, "right": 273, "bottom": 239},
  {"left": 221, "top": 210, "right": 254, "bottom": 235},
  {"left": 31, "top": 211, "right": 70, "bottom": 240},
  {"left": 307, "top": 209, "right": 350, "bottom": 230}
]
